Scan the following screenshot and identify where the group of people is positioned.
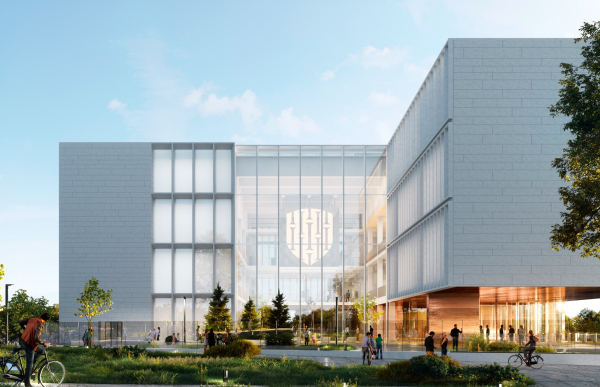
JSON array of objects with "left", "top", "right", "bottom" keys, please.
[
  {"left": 147, "top": 327, "right": 161, "bottom": 344},
  {"left": 479, "top": 324, "right": 527, "bottom": 344},
  {"left": 425, "top": 323, "right": 540, "bottom": 367},
  {"left": 201, "top": 328, "right": 229, "bottom": 351},
  {"left": 361, "top": 331, "right": 384, "bottom": 365}
]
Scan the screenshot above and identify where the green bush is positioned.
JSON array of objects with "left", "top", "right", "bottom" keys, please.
[
  {"left": 485, "top": 340, "right": 520, "bottom": 352},
  {"left": 108, "top": 345, "right": 146, "bottom": 358},
  {"left": 409, "top": 355, "right": 449, "bottom": 381},
  {"left": 375, "top": 360, "right": 412, "bottom": 382},
  {"left": 467, "top": 334, "right": 487, "bottom": 352},
  {"left": 239, "top": 334, "right": 264, "bottom": 340},
  {"left": 534, "top": 345, "right": 555, "bottom": 353},
  {"left": 203, "top": 340, "right": 261, "bottom": 358},
  {"left": 462, "top": 363, "right": 529, "bottom": 384},
  {"left": 265, "top": 332, "right": 295, "bottom": 346},
  {"left": 440, "top": 355, "right": 462, "bottom": 377},
  {"left": 164, "top": 335, "right": 173, "bottom": 344}
]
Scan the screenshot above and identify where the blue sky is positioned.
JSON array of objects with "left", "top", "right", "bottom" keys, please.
[{"left": 1, "top": 1, "right": 599, "bottom": 315}]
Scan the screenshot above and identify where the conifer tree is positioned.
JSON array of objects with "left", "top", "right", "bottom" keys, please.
[
  {"left": 205, "top": 283, "right": 232, "bottom": 331},
  {"left": 268, "top": 290, "right": 291, "bottom": 328},
  {"left": 240, "top": 297, "right": 260, "bottom": 330}
]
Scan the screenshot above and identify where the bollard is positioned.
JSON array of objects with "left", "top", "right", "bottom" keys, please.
[{"left": 223, "top": 369, "right": 228, "bottom": 382}]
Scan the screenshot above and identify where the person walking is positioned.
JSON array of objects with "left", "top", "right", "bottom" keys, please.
[
  {"left": 361, "top": 332, "right": 373, "bottom": 365},
  {"left": 450, "top": 324, "right": 462, "bottom": 352},
  {"left": 369, "top": 325, "right": 374, "bottom": 336},
  {"left": 207, "top": 329, "right": 216, "bottom": 348},
  {"left": 375, "top": 333, "right": 383, "bottom": 360},
  {"left": 479, "top": 325, "right": 484, "bottom": 335},
  {"left": 522, "top": 330, "right": 538, "bottom": 367},
  {"left": 518, "top": 325, "right": 525, "bottom": 345},
  {"left": 499, "top": 325, "right": 505, "bottom": 341},
  {"left": 440, "top": 333, "right": 448, "bottom": 356},
  {"left": 424, "top": 331, "right": 435, "bottom": 355},
  {"left": 82, "top": 329, "right": 89, "bottom": 346},
  {"left": 509, "top": 325, "right": 515, "bottom": 342},
  {"left": 152, "top": 329, "right": 157, "bottom": 342},
  {"left": 304, "top": 328, "right": 310, "bottom": 345},
  {"left": 485, "top": 325, "right": 490, "bottom": 342},
  {"left": 345, "top": 289, "right": 350, "bottom": 302},
  {"left": 204, "top": 329, "right": 209, "bottom": 351},
  {"left": 19, "top": 313, "right": 50, "bottom": 387}
]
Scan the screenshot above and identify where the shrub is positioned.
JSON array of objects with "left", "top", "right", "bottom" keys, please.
[
  {"left": 203, "top": 340, "right": 261, "bottom": 358},
  {"left": 409, "top": 354, "right": 449, "bottom": 381},
  {"left": 228, "top": 339, "right": 261, "bottom": 358},
  {"left": 109, "top": 345, "right": 146, "bottom": 358},
  {"left": 462, "top": 363, "right": 529, "bottom": 384},
  {"left": 375, "top": 360, "right": 412, "bottom": 382},
  {"left": 466, "top": 334, "right": 487, "bottom": 352},
  {"left": 485, "top": 340, "right": 520, "bottom": 352},
  {"left": 535, "top": 345, "right": 555, "bottom": 353},
  {"left": 165, "top": 335, "right": 173, "bottom": 344},
  {"left": 265, "top": 332, "right": 295, "bottom": 346},
  {"left": 440, "top": 355, "right": 462, "bottom": 377}
]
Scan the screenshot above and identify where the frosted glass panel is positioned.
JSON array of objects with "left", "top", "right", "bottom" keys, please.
[
  {"left": 195, "top": 199, "right": 213, "bottom": 243},
  {"left": 153, "top": 199, "right": 172, "bottom": 243},
  {"left": 174, "top": 249, "right": 193, "bottom": 293},
  {"left": 195, "top": 249, "right": 213, "bottom": 293},
  {"left": 174, "top": 150, "right": 193, "bottom": 192},
  {"left": 216, "top": 248, "right": 232, "bottom": 292},
  {"left": 215, "top": 199, "right": 232, "bottom": 243},
  {"left": 153, "top": 298, "right": 172, "bottom": 322},
  {"left": 195, "top": 149, "right": 213, "bottom": 192},
  {"left": 216, "top": 149, "right": 232, "bottom": 192},
  {"left": 195, "top": 298, "right": 210, "bottom": 322},
  {"left": 153, "top": 249, "right": 172, "bottom": 293},
  {"left": 174, "top": 297, "right": 192, "bottom": 322},
  {"left": 153, "top": 150, "right": 172, "bottom": 192},
  {"left": 174, "top": 199, "right": 193, "bottom": 243}
]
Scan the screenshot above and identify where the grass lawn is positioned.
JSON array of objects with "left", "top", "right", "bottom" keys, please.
[{"left": 0, "top": 346, "right": 532, "bottom": 386}]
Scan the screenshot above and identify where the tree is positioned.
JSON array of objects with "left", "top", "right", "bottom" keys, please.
[
  {"left": 258, "top": 305, "right": 272, "bottom": 328},
  {"left": 353, "top": 294, "right": 384, "bottom": 330},
  {"left": 0, "top": 289, "right": 55, "bottom": 342},
  {"left": 74, "top": 277, "right": 113, "bottom": 347},
  {"left": 549, "top": 21, "right": 600, "bottom": 259},
  {"left": 268, "top": 290, "right": 291, "bottom": 328},
  {"left": 205, "top": 283, "right": 232, "bottom": 332},
  {"left": 571, "top": 308, "right": 600, "bottom": 332},
  {"left": 240, "top": 297, "right": 260, "bottom": 331}
]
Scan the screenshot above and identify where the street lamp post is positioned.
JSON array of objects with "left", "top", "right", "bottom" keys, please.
[
  {"left": 5, "top": 284, "right": 13, "bottom": 344},
  {"left": 335, "top": 296, "right": 338, "bottom": 346},
  {"left": 183, "top": 297, "right": 187, "bottom": 345}
]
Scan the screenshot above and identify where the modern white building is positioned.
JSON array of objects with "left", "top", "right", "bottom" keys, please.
[{"left": 60, "top": 38, "right": 600, "bottom": 343}]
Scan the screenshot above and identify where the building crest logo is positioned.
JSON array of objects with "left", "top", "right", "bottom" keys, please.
[{"left": 286, "top": 209, "right": 333, "bottom": 266}]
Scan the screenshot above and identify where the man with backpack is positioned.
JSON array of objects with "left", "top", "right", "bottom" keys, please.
[
  {"left": 19, "top": 313, "right": 50, "bottom": 387},
  {"left": 522, "top": 330, "right": 538, "bottom": 366}
]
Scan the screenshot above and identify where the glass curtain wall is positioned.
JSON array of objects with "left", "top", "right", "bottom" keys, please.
[
  {"left": 151, "top": 143, "right": 235, "bottom": 341},
  {"left": 235, "top": 145, "right": 386, "bottom": 342}
]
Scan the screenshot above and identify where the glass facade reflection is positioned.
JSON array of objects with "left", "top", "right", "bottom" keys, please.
[{"left": 235, "top": 145, "right": 387, "bottom": 335}]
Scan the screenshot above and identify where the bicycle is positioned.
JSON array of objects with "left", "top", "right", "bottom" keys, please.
[
  {"left": 508, "top": 348, "right": 544, "bottom": 369},
  {"left": 1, "top": 345, "right": 66, "bottom": 387}
]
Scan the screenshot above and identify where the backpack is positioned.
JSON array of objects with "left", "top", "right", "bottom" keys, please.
[{"left": 533, "top": 335, "right": 540, "bottom": 343}]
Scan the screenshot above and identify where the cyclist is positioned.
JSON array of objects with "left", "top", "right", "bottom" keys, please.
[
  {"left": 522, "top": 330, "right": 537, "bottom": 367},
  {"left": 18, "top": 312, "right": 50, "bottom": 387}
]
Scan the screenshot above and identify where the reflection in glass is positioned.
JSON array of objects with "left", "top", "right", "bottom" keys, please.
[
  {"left": 195, "top": 199, "right": 213, "bottom": 242},
  {"left": 174, "top": 249, "right": 193, "bottom": 293},
  {"left": 195, "top": 298, "right": 210, "bottom": 324},
  {"left": 216, "top": 149, "right": 232, "bottom": 192},
  {"left": 195, "top": 149, "right": 213, "bottom": 192},
  {"left": 174, "top": 199, "right": 193, "bottom": 243},
  {"left": 153, "top": 150, "right": 172, "bottom": 192},
  {"left": 153, "top": 199, "right": 172, "bottom": 243},
  {"left": 174, "top": 150, "right": 193, "bottom": 192},
  {"left": 216, "top": 249, "right": 232, "bottom": 292},
  {"left": 174, "top": 297, "right": 192, "bottom": 322},
  {"left": 153, "top": 298, "right": 172, "bottom": 322},
  {"left": 153, "top": 249, "right": 172, "bottom": 293},
  {"left": 195, "top": 249, "right": 213, "bottom": 293},
  {"left": 215, "top": 199, "right": 232, "bottom": 243}
]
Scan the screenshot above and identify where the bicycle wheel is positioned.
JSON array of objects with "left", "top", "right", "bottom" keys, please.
[
  {"left": 530, "top": 355, "right": 544, "bottom": 370},
  {"left": 507, "top": 354, "right": 522, "bottom": 368},
  {"left": 38, "top": 360, "right": 66, "bottom": 387},
  {"left": 0, "top": 357, "right": 22, "bottom": 381}
]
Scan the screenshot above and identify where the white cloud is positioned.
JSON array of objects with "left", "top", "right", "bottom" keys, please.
[
  {"left": 320, "top": 70, "right": 335, "bottom": 81},
  {"left": 267, "top": 108, "right": 321, "bottom": 138},
  {"left": 107, "top": 99, "right": 126, "bottom": 112},
  {"left": 402, "top": 0, "right": 430, "bottom": 26},
  {"left": 369, "top": 90, "right": 401, "bottom": 106},
  {"left": 183, "top": 87, "right": 263, "bottom": 126},
  {"left": 359, "top": 46, "right": 410, "bottom": 69}
]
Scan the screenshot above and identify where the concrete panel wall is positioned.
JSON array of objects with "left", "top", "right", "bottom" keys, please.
[
  {"left": 59, "top": 142, "right": 153, "bottom": 322},
  {"left": 450, "top": 38, "right": 600, "bottom": 288}
]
